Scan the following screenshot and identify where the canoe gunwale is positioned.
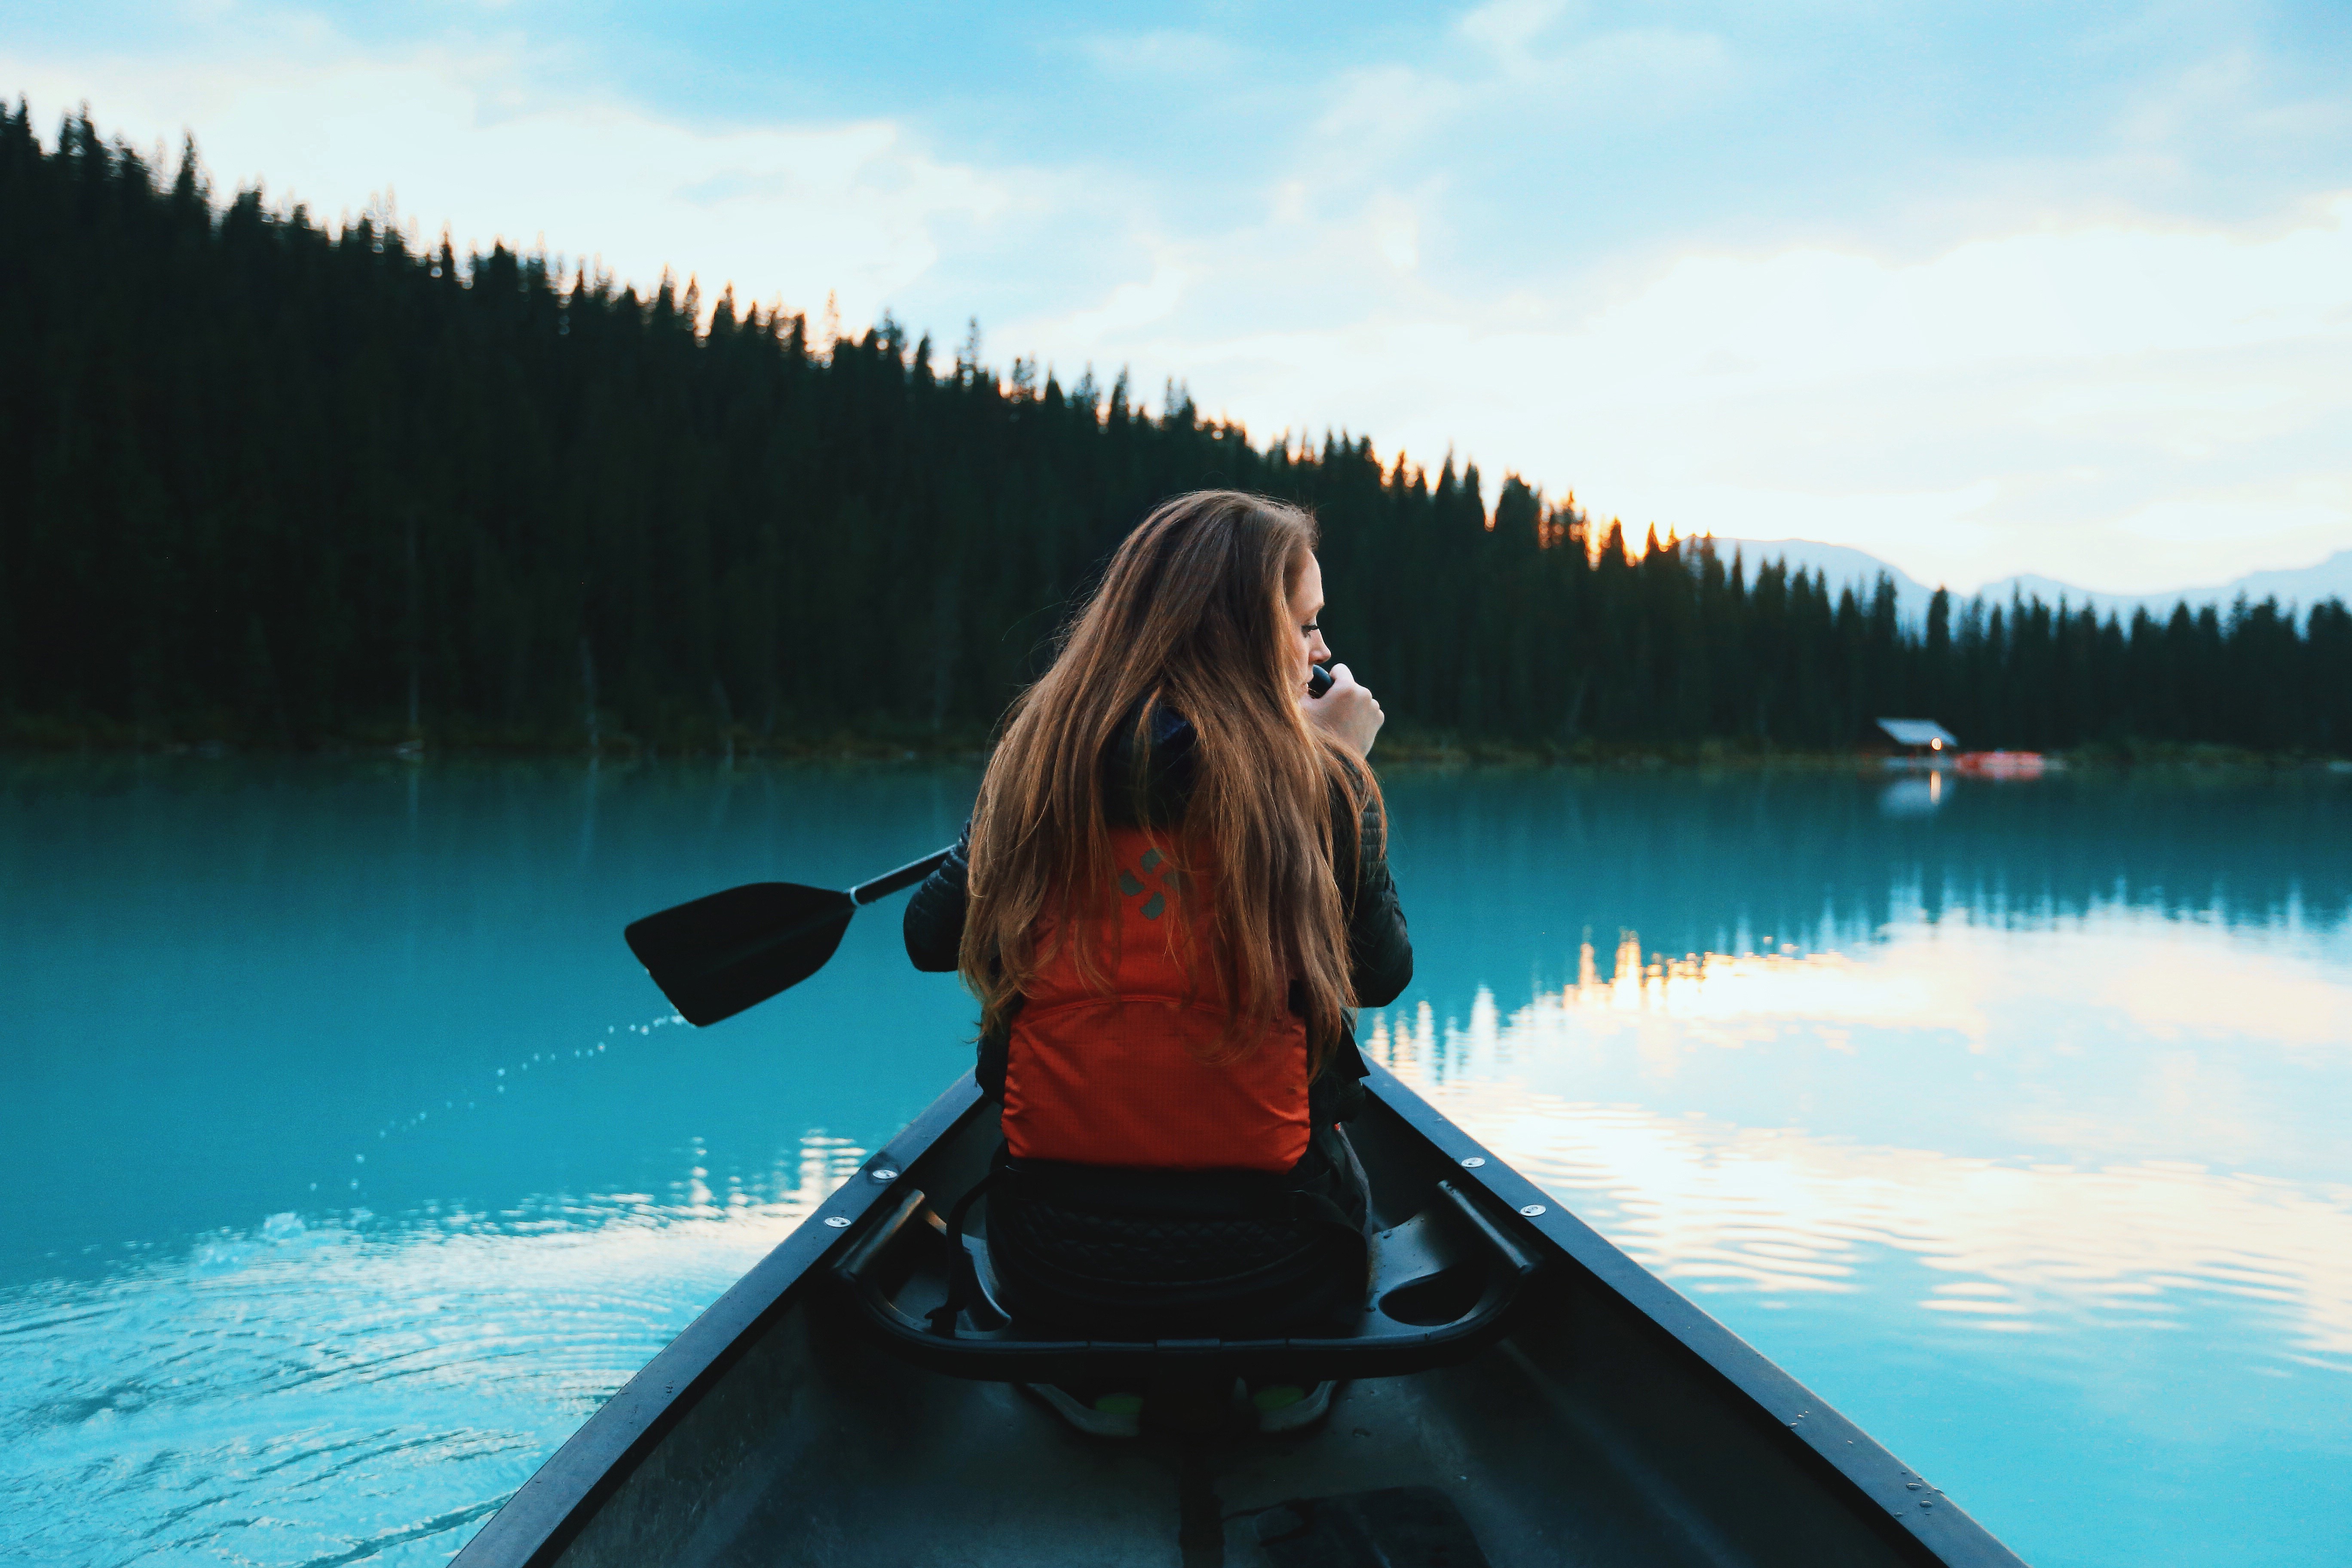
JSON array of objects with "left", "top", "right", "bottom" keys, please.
[
  {"left": 1360, "top": 1060, "right": 2027, "bottom": 1568},
  {"left": 449, "top": 1072, "right": 987, "bottom": 1568}
]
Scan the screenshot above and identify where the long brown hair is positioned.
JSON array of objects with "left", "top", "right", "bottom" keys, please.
[{"left": 959, "top": 490, "right": 1374, "bottom": 1073}]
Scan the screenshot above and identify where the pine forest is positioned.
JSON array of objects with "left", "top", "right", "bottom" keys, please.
[{"left": 4, "top": 108, "right": 2348, "bottom": 759}]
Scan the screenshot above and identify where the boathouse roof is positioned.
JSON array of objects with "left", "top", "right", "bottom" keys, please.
[{"left": 1876, "top": 717, "right": 1958, "bottom": 749}]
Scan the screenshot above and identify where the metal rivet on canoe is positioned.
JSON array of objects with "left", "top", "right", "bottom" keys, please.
[
  {"left": 871, "top": 1168, "right": 900, "bottom": 1182},
  {"left": 1458, "top": 1156, "right": 1486, "bottom": 1168},
  {"left": 1519, "top": 1204, "right": 1547, "bottom": 1217},
  {"left": 823, "top": 1216, "right": 851, "bottom": 1228}
]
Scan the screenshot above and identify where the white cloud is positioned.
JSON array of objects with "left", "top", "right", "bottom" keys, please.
[
  {"left": 2117, "top": 45, "right": 2352, "bottom": 156},
  {"left": 1045, "top": 255, "right": 1190, "bottom": 341},
  {"left": 5, "top": 40, "right": 1016, "bottom": 329},
  {"left": 1456, "top": 0, "right": 1572, "bottom": 61},
  {"left": 1313, "top": 15, "right": 1730, "bottom": 162},
  {"left": 1076, "top": 28, "right": 1247, "bottom": 78},
  {"left": 1011, "top": 194, "right": 2352, "bottom": 593},
  {"left": 1369, "top": 190, "right": 1421, "bottom": 272}
]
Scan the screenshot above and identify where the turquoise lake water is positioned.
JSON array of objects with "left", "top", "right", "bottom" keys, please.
[{"left": 2, "top": 757, "right": 2347, "bottom": 1565}]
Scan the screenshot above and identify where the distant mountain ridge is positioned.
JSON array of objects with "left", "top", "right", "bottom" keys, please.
[{"left": 1706, "top": 539, "right": 2352, "bottom": 628}]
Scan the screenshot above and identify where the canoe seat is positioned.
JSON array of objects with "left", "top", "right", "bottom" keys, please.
[{"left": 829, "top": 1178, "right": 1539, "bottom": 1384}]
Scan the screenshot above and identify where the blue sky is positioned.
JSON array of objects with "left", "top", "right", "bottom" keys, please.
[{"left": 8, "top": 1, "right": 2350, "bottom": 592}]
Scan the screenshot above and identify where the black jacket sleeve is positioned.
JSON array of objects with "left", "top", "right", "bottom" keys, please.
[
  {"left": 902, "top": 823, "right": 1011, "bottom": 1098},
  {"left": 1311, "top": 1021, "right": 1370, "bottom": 1124},
  {"left": 902, "top": 821, "right": 971, "bottom": 973},
  {"left": 1337, "top": 774, "right": 1413, "bottom": 1008},
  {"left": 1309, "top": 767, "right": 1411, "bottom": 1124}
]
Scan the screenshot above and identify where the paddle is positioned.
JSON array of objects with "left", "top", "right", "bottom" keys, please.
[{"left": 625, "top": 846, "right": 956, "bottom": 1026}]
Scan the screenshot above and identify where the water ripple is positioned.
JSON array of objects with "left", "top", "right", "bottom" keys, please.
[
  {"left": 1379, "top": 1066, "right": 2352, "bottom": 1375},
  {"left": 0, "top": 1135, "right": 864, "bottom": 1567}
]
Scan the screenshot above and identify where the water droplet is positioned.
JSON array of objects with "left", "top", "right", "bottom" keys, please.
[
  {"left": 1459, "top": 1156, "right": 1485, "bottom": 1168},
  {"left": 823, "top": 1216, "right": 851, "bottom": 1229},
  {"left": 1519, "top": 1204, "right": 1547, "bottom": 1216}
]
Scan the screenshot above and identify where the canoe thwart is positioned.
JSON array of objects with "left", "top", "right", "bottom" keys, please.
[{"left": 828, "top": 1177, "right": 1539, "bottom": 1384}]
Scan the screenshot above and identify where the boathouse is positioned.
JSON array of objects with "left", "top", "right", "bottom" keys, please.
[{"left": 1876, "top": 717, "right": 1957, "bottom": 758}]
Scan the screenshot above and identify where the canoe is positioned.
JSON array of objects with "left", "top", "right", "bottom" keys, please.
[
  {"left": 1955, "top": 751, "right": 2049, "bottom": 777},
  {"left": 453, "top": 1060, "right": 2026, "bottom": 1567}
]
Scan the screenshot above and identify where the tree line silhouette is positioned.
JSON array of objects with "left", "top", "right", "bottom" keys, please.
[{"left": 4, "top": 107, "right": 2347, "bottom": 757}]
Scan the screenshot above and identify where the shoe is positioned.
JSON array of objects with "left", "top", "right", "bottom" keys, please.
[
  {"left": 1026, "top": 1381, "right": 1145, "bottom": 1438},
  {"left": 1250, "top": 1379, "right": 1337, "bottom": 1433}
]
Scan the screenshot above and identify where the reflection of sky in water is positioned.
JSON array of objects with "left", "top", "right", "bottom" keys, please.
[
  {"left": 1366, "top": 862, "right": 2352, "bottom": 1568},
  {"left": 3, "top": 762, "right": 2348, "bottom": 1567},
  {"left": 1374, "top": 989, "right": 2352, "bottom": 1366}
]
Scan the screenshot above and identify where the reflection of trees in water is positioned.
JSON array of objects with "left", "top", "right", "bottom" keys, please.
[{"left": 1387, "top": 772, "right": 2352, "bottom": 988}]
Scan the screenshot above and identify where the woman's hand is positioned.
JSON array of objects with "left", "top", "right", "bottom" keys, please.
[{"left": 1302, "top": 662, "right": 1384, "bottom": 756}]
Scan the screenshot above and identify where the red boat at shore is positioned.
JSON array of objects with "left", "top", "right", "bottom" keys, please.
[{"left": 1955, "top": 750, "right": 2048, "bottom": 777}]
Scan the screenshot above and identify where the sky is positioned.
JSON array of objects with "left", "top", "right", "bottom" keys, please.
[{"left": 6, "top": 1, "right": 2350, "bottom": 595}]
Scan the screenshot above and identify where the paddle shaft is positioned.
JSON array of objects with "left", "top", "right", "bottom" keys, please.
[{"left": 852, "top": 847, "right": 956, "bottom": 906}]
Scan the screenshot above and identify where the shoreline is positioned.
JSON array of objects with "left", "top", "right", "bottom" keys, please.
[{"left": 2, "top": 727, "right": 2342, "bottom": 776}]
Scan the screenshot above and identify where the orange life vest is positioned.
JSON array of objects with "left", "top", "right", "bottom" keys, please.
[{"left": 1001, "top": 828, "right": 1311, "bottom": 1174}]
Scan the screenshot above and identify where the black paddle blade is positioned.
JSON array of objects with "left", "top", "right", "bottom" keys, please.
[{"left": 624, "top": 881, "right": 855, "bottom": 1026}]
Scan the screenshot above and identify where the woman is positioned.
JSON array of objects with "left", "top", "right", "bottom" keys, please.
[{"left": 902, "top": 490, "right": 1411, "bottom": 1429}]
